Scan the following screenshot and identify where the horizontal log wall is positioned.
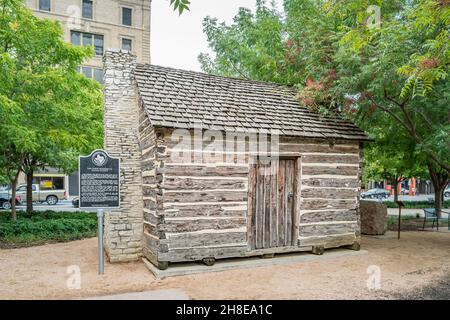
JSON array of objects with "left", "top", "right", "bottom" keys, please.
[
  {"left": 153, "top": 128, "right": 362, "bottom": 263},
  {"left": 156, "top": 128, "right": 250, "bottom": 262},
  {"left": 296, "top": 137, "right": 362, "bottom": 247},
  {"left": 139, "top": 103, "right": 161, "bottom": 265}
]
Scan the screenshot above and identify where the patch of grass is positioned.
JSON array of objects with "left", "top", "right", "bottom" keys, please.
[
  {"left": 387, "top": 216, "right": 449, "bottom": 231},
  {"left": 0, "top": 210, "right": 97, "bottom": 248},
  {"left": 384, "top": 200, "right": 450, "bottom": 209},
  {"left": 387, "top": 215, "right": 417, "bottom": 226}
]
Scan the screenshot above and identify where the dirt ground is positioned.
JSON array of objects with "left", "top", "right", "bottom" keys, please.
[{"left": 0, "top": 231, "right": 449, "bottom": 300}]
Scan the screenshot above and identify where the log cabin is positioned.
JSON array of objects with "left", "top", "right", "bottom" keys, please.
[{"left": 102, "top": 50, "right": 369, "bottom": 269}]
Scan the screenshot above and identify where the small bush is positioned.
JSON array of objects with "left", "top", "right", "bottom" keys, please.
[
  {"left": 387, "top": 215, "right": 448, "bottom": 231},
  {"left": 387, "top": 215, "right": 417, "bottom": 226},
  {"left": 0, "top": 211, "right": 97, "bottom": 248}
]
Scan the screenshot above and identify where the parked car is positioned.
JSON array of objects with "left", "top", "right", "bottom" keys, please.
[
  {"left": 360, "top": 188, "right": 390, "bottom": 199},
  {"left": 15, "top": 184, "right": 67, "bottom": 205},
  {"left": 445, "top": 188, "right": 450, "bottom": 198},
  {"left": 401, "top": 187, "right": 410, "bottom": 195},
  {"left": 72, "top": 197, "right": 79, "bottom": 208},
  {"left": 0, "top": 193, "right": 21, "bottom": 210}
]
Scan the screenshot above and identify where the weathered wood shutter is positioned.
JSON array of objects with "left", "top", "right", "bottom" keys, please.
[{"left": 248, "top": 158, "right": 301, "bottom": 250}]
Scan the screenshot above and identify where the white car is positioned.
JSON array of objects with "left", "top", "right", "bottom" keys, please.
[{"left": 445, "top": 188, "right": 450, "bottom": 198}]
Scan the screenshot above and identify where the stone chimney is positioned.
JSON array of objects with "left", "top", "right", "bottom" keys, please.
[{"left": 102, "top": 50, "right": 143, "bottom": 263}]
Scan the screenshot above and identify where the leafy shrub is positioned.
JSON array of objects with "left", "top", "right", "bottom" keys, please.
[
  {"left": 387, "top": 215, "right": 448, "bottom": 231},
  {"left": 383, "top": 201, "right": 450, "bottom": 209},
  {"left": 387, "top": 215, "right": 417, "bottom": 226},
  {"left": 0, "top": 211, "right": 97, "bottom": 248}
]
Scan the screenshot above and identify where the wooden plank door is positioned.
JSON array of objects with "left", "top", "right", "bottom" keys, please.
[{"left": 248, "top": 158, "right": 299, "bottom": 250}]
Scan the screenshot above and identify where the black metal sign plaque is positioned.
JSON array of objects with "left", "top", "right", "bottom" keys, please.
[{"left": 79, "top": 150, "right": 120, "bottom": 209}]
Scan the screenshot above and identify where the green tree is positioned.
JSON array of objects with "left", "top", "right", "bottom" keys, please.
[
  {"left": 335, "top": 0, "right": 450, "bottom": 214},
  {"left": 334, "top": 0, "right": 449, "bottom": 174},
  {"left": 200, "top": 0, "right": 449, "bottom": 214},
  {"left": 0, "top": 0, "right": 103, "bottom": 219},
  {"left": 362, "top": 114, "right": 428, "bottom": 203},
  {"left": 199, "top": 2, "right": 290, "bottom": 83}
]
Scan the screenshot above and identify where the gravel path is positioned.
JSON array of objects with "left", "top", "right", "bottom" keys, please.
[{"left": 0, "top": 231, "right": 449, "bottom": 300}]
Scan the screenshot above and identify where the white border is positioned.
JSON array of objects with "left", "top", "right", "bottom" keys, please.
[{"left": 79, "top": 149, "right": 121, "bottom": 209}]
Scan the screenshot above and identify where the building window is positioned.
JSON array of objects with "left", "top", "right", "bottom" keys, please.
[
  {"left": 77, "top": 66, "right": 103, "bottom": 84},
  {"left": 70, "top": 31, "right": 104, "bottom": 56},
  {"left": 71, "top": 31, "right": 81, "bottom": 46},
  {"left": 82, "top": 0, "right": 93, "bottom": 19},
  {"left": 82, "top": 66, "right": 92, "bottom": 78},
  {"left": 82, "top": 33, "right": 92, "bottom": 48},
  {"left": 122, "top": 38, "right": 132, "bottom": 51},
  {"left": 122, "top": 7, "right": 132, "bottom": 26},
  {"left": 39, "top": 0, "right": 51, "bottom": 11},
  {"left": 93, "top": 68, "right": 103, "bottom": 84},
  {"left": 93, "top": 35, "right": 103, "bottom": 56}
]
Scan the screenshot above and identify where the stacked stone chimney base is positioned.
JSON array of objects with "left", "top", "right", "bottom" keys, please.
[{"left": 102, "top": 50, "right": 143, "bottom": 263}]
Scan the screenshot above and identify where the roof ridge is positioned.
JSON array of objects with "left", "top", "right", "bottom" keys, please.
[{"left": 135, "top": 63, "right": 297, "bottom": 91}]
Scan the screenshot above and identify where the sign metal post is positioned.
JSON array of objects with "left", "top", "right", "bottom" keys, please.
[
  {"left": 396, "top": 201, "right": 405, "bottom": 240},
  {"left": 97, "top": 209, "right": 104, "bottom": 274},
  {"left": 79, "top": 150, "right": 120, "bottom": 275}
]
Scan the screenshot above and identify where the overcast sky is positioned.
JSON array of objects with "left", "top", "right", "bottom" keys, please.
[{"left": 151, "top": 0, "right": 283, "bottom": 72}]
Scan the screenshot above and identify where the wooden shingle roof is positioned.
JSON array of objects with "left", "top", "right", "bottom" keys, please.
[{"left": 134, "top": 64, "right": 369, "bottom": 141}]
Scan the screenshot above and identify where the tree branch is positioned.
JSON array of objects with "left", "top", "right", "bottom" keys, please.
[
  {"left": 366, "top": 95, "right": 412, "bottom": 134},
  {"left": 417, "top": 110, "right": 434, "bottom": 129},
  {"left": 226, "top": 59, "right": 250, "bottom": 80},
  {"left": 367, "top": 95, "right": 450, "bottom": 174}
]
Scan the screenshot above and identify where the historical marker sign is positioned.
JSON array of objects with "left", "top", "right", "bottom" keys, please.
[{"left": 79, "top": 150, "right": 120, "bottom": 209}]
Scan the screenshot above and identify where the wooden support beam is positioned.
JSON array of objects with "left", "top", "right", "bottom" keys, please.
[
  {"left": 202, "top": 257, "right": 216, "bottom": 266},
  {"left": 311, "top": 246, "right": 325, "bottom": 255},
  {"left": 344, "top": 241, "right": 361, "bottom": 251}
]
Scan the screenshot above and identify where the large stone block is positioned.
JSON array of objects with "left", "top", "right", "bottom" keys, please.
[{"left": 360, "top": 200, "right": 388, "bottom": 235}]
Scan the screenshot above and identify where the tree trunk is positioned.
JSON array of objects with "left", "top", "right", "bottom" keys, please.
[
  {"left": 392, "top": 176, "right": 399, "bottom": 203},
  {"left": 435, "top": 187, "right": 444, "bottom": 219},
  {"left": 26, "top": 168, "right": 34, "bottom": 213},
  {"left": 428, "top": 163, "right": 449, "bottom": 219},
  {"left": 10, "top": 170, "right": 20, "bottom": 221}
]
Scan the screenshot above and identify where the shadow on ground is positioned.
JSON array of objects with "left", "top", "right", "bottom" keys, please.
[{"left": 397, "top": 274, "right": 450, "bottom": 300}]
